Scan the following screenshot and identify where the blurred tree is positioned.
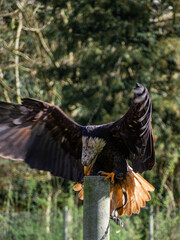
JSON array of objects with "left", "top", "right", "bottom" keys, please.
[{"left": 0, "top": 0, "right": 179, "bottom": 239}]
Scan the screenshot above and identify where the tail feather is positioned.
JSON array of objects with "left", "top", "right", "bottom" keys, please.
[
  {"left": 134, "top": 175, "right": 151, "bottom": 202},
  {"left": 110, "top": 184, "right": 125, "bottom": 216},
  {"left": 126, "top": 174, "right": 140, "bottom": 214},
  {"left": 111, "top": 168, "right": 154, "bottom": 216},
  {"left": 134, "top": 172, "right": 155, "bottom": 192},
  {"left": 127, "top": 173, "right": 140, "bottom": 213},
  {"left": 122, "top": 175, "right": 134, "bottom": 216},
  {"left": 133, "top": 177, "right": 147, "bottom": 207},
  {"left": 134, "top": 199, "right": 140, "bottom": 214},
  {"left": 73, "top": 183, "right": 82, "bottom": 191},
  {"left": 78, "top": 189, "right": 84, "bottom": 200},
  {"left": 73, "top": 183, "right": 84, "bottom": 200},
  {"left": 117, "top": 191, "right": 126, "bottom": 216}
]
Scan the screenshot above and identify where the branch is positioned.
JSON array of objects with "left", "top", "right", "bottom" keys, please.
[
  {"left": 14, "top": 11, "right": 23, "bottom": 103},
  {"left": 22, "top": 17, "right": 53, "bottom": 32},
  {"left": 0, "top": 38, "right": 38, "bottom": 64},
  {"left": 16, "top": 2, "right": 59, "bottom": 68},
  {"left": 36, "top": 31, "right": 60, "bottom": 68},
  {"left": 0, "top": 68, "right": 15, "bottom": 101},
  {"left": 0, "top": 9, "right": 19, "bottom": 17},
  {"left": 164, "top": 184, "right": 176, "bottom": 214}
]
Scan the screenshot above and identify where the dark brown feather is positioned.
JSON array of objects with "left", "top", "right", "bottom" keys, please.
[
  {"left": 0, "top": 99, "right": 83, "bottom": 181},
  {"left": 111, "top": 83, "right": 155, "bottom": 173}
]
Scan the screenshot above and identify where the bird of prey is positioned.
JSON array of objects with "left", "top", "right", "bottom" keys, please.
[{"left": 0, "top": 83, "right": 155, "bottom": 216}]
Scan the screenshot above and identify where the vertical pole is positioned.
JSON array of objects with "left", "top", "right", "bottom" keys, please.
[
  {"left": 83, "top": 176, "right": 110, "bottom": 240},
  {"left": 149, "top": 205, "right": 154, "bottom": 240},
  {"left": 63, "top": 206, "right": 68, "bottom": 240}
]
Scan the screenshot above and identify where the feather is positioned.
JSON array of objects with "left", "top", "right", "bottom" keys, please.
[
  {"left": 73, "top": 183, "right": 82, "bottom": 192},
  {"left": 134, "top": 173, "right": 155, "bottom": 191},
  {"left": 110, "top": 166, "right": 154, "bottom": 217},
  {"left": 0, "top": 99, "right": 84, "bottom": 182},
  {"left": 111, "top": 83, "right": 155, "bottom": 174},
  {"left": 0, "top": 84, "right": 155, "bottom": 203},
  {"left": 123, "top": 173, "right": 136, "bottom": 215},
  {"left": 78, "top": 189, "right": 84, "bottom": 200},
  {"left": 110, "top": 184, "right": 125, "bottom": 216}
]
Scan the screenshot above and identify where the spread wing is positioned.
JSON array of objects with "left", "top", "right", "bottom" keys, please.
[
  {"left": 0, "top": 98, "right": 84, "bottom": 181},
  {"left": 111, "top": 83, "right": 155, "bottom": 173}
]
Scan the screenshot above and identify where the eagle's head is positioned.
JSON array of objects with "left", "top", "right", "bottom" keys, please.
[{"left": 81, "top": 136, "right": 106, "bottom": 168}]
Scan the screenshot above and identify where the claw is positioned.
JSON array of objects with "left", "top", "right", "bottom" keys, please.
[
  {"left": 111, "top": 209, "right": 124, "bottom": 227},
  {"left": 110, "top": 214, "right": 124, "bottom": 227},
  {"left": 98, "top": 171, "right": 115, "bottom": 184}
]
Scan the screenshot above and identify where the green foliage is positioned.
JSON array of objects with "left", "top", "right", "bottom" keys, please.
[
  {"left": 0, "top": 211, "right": 58, "bottom": 240},
  {"left": 110, "top": 209, "right": 180, "bottom": 240},
  {"left": 0, "top": 0, "right": 179, "bottom": 239},
  {"left": 153, "top": 210, "right": 180, "bottom": 240},
  {"left": 0, "top": 206, "right": 179, "bottom": 240},
  {"left": 0, "top": 210, "right": 63, "bottom": 240}
]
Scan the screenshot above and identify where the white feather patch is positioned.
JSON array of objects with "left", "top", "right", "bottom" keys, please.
[{"left": 81, "top": 136, "right": 106, "bottom": 164}]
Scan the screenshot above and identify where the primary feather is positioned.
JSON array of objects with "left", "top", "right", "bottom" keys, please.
[{"left": 0, "top": 99, "right": 83, "bottom": 181}]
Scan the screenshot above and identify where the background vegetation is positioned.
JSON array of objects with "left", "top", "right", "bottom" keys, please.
[{"left": 0, "top": 0, "right": 179, "bottom": 239}]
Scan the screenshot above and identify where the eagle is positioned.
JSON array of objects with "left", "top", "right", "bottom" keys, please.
[{"left": 0, "top": 83, "right": 155, "bottom": 216}]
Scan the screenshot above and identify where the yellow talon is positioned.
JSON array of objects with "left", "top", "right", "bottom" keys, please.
[{"left": 99, "top": 171, "right": 115, "bottom": 184}]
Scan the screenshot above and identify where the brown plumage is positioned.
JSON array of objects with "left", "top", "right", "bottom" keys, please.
[
  {"left": 0, "top": 99, "right": 83, "bottom": 181},
  {"left": 0, "top": 83, "right": 155, "bottom": 217}
]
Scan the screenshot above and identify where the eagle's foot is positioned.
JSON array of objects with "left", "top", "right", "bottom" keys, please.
[
  {"left": 110, "top": 215, "right": 124, "bottom": 227},
  {"left": 98, "top": 171, "right": 115, "bottom": 184},
  {"left": 110, "top": 209, "right": 124, "bottom": 227}
]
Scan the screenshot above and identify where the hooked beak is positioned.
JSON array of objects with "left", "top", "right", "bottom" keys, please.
[{"left": 84, "top": 162, "right": 94, "bottom": 176}]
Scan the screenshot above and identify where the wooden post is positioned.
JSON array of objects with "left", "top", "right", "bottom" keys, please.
[
  {"left": 63, "top": 206, "right": 68, "bottom": 240},
  {"left": 83, "top": 176, "right": 110, "bottom": 240}
]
